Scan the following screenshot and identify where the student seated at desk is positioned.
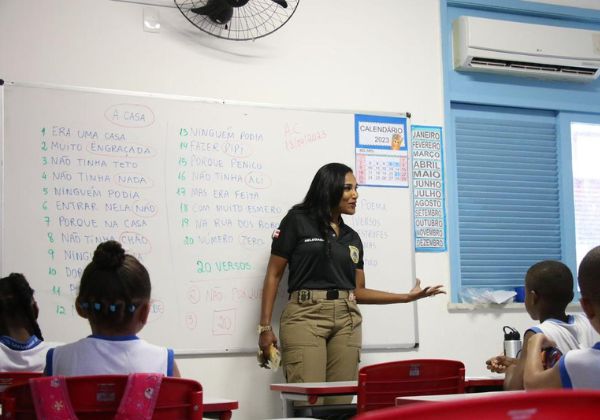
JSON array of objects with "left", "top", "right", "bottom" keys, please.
[
  {"left": 45, "top": 240, "right": 180, "bottom": 377},
  {"left": 524, "top": 246, "right": 600, "bottom": 389},
  {"left": 0, "top": 273, "right": 52, "bottom": 372},
  {"left": 486, "top": 260, "right": 598, "bottom": 390}
]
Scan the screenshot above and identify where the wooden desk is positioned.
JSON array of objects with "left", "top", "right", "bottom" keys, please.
[
  {"left": 204, "top": 397, "right": 239, "bottom": 420},
  {"left": 395, "top": 390, "right": 522, "bottom": 405},
  {"left": 271, "top": 376, "right": 504, "bottom": 417}
]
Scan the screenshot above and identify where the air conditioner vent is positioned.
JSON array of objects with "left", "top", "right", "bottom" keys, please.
[
  {"left": 453, "top": 16, "right": 600, "bottom": 82},
  {"left": 469, "top": 57, "right": 597, "bottom": 76}
]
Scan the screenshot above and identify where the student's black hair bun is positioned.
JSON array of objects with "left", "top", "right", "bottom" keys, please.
[{"left": 93, "top": 240, "right": 126, "bottom": 269}]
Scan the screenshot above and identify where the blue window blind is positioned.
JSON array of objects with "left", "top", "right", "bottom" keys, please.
[{"left": 453, "top": 106, "right": 561, "bottom": 289}]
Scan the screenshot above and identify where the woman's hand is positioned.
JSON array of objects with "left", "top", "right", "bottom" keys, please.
[
  {"left": 409, "top": 278, "right": 446, "bottom": 300},
  {"left": 258, "top": 330, "right": 278, "bottom": 365}
]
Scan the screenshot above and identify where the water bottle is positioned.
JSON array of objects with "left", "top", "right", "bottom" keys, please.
[{"left": 503, "top": 326, "right": 522, "bottom": 358}]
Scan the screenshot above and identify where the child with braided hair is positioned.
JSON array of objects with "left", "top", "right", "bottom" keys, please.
[
  {"left": 0, "top": 273, "right": 51, "bottom": 371},
  {"left": 45, "top": 240, "right": 180, "bottom": 377}
]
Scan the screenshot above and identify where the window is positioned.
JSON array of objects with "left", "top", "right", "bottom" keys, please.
[
  {"left": 450, "top": 104, "right": 562, "bottom": 300},
  {"left": 443, "top": 2, "right": 600, "bottom": 302},
  {"left": 570, "top": 122, "right": 600, "bottom": 267}
]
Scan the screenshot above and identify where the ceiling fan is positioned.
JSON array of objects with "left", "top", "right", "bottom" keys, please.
[{"left": 174, "top": 0, "right": 300, "bottom": 41}]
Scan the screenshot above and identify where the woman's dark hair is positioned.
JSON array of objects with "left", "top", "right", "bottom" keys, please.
[
  {"left": 293, "top": 162, "right": 353, "bottom": 255},
  {"left": 0, "top": 273, "right": 44, "bottom": 340},
  {"left": 77, "top": 240, "right": 151, "bottom": 330}
]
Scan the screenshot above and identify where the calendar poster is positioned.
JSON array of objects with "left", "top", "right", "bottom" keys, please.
[{"left": 354, "top": 114, "right": 409, "bottom": 188}]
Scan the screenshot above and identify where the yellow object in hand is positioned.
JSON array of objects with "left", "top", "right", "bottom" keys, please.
[{"left": 257, "top": 344, "right": 281, "bottom": 371}]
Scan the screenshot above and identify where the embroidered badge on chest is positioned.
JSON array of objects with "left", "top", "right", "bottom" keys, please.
[{"left": 349, "top": 245, "right": 359, "bottom": 264}]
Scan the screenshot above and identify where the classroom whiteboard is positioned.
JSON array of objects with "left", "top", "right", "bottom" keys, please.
[{"left": 0, "top": 82, "right": 417, "bottom": 354}]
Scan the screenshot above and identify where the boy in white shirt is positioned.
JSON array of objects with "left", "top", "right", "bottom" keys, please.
[
  {"left": 486, "top": 260, "right": 598, "bottom": 389},
  {"left": 524, "top": 246, "right": 600, "bottom": 389}
]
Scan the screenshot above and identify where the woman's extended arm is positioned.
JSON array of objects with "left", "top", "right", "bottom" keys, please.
[
  {"left": 258, "top": 254, "right": 288, "bottom": 356},
  {"left": 353, "top": 269, "right": 445, "bottom": 304}
]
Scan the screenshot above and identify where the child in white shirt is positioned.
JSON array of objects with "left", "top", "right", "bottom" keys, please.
[
  {"left": 45, "top": 240, "right": 180, "bottom": 377},
  {"left": 0, "top": 273, "right": 52, "bottom": 372},
  {"left": 524, "top": 246, "right": 600, "bottom": 389}
]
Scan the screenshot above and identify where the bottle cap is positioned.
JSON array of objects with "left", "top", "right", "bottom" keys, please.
[{"left": 503, "top": 326, "right": 520, "bottom": 340}]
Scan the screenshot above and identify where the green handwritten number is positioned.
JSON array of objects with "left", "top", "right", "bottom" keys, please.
[
  {"left": 41, "top": 141, "right": 48, "bottom": 151},
  {"left": 41, "top": 127, "right": 46, "bottom": 136},
  {"left": 47, "top": 232, "right": 54, "bottom": 243},
  {"left": 179, "top": 128, "right": 188, "bottom": 136},
  {"left": 42, "top": 156, "right": 48, "bottom": 165},
  {"left": 196, "top": 260, "right": 212, "bottom": 274},
  {"left": 178, "top": 171, "right": 186, "bottom": 181},
  {"left": 42, "top": 201, "right": 48, "bottom": 210},
  {"left": 42, "top": 187, "right": 48, "bottom": 195},
  {"left": 48, "top": 249, "right": 55, "bottom": 260},
  {"left": 176, "top": 187, "right": 186, "bottom": 197}
]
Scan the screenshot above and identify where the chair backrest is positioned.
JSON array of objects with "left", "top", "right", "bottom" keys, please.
[
  {"left": 357, "top": 359, "right": 465, "bottom": 413},
  {"left": 0, "top": 371, "right": 43, "bottom": 395},
  {"left": 2, "top": 374, "right": 203, "bottom": 419},
  {"left": 353, "top": 389, "right": 600, "bottom": 420}
]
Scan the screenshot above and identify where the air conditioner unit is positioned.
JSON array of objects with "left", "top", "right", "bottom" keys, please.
[{"left": 452, "top": 16, "right": 600, "bottom": 82}]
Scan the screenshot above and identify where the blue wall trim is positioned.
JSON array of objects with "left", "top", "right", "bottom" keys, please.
[{"left": 447, "top": 0, "right": 600, "bottom": 23}]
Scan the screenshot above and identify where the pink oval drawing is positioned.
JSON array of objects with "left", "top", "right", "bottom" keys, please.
[
  {"left": 132, "top": 199, "right": 159, "bottom": 218},
  {"left": 86, "top": 141, "right": 157, "bottom": 159},
  {"left": 222, "top": 141, "right": 254, "bottom": 158},
  {"left": 104, "top": 103, "right": 156, "bottom": 128},
  {"left": 238, "top": 230, "right": 269, "bottom": 251},
  {"left": 113, "top": 172, "right": 154, "bottom": 188},
  {"left": 114, "top": 172, "right": 155, "bottom": 189},
  {"left": 244, "top": 171, "right": 272, "bottom": 189},
  {"left": 119, "top": 231, "right": 152, "bottom": 255},
  {"left": 187, "top": 286, "right": 201, "bottom": 304},
  {"left": 185, "top": 313, "right": 198, "bottom": 330}
]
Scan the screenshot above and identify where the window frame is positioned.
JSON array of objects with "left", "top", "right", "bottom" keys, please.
[{"left": 442, "top": 0, "right": 600, "bottom": 302}]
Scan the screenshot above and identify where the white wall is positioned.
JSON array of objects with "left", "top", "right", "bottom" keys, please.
[{"left": 0, "top": 0, "right": 573, "bottom": 418}]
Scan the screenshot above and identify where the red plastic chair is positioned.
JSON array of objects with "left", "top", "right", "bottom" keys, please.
[
  {"left": 354, "top": 389, "right": 600, "bottom": 420},
  {"left": 0, "top": 371, "right": 43, "bottom": 404},
  {"left": 357, "top": 359, "right": 465, "bottom": 413},
  {"left": 2, "top": 374, "right": 203, "bottom": 419}
]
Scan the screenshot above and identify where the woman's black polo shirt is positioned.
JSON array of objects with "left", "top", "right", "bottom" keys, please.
[{"left": 271, "top": 209, "right": 364, "bottom": 293}]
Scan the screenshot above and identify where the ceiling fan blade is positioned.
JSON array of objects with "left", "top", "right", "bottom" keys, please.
[
  {"left": 191, "top": 0, "right": 233, "bottom": 24},
  {"left": 270, "top": 0, "right": 288, "bottom": 8}
]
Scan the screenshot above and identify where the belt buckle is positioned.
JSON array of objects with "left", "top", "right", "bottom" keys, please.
[
  {"left": 298, "top": 289, "right": 311, "bottom": 303},
  {"left": 326, "top": 290, "right": 339, "bottom": 300}
]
